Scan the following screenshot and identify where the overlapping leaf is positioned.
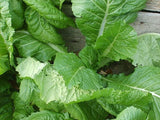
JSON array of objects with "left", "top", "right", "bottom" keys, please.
[
  {"left": 132, "top": 33, "right": 160, "bottom": 67},
  {"left": 54, "top": 53, "right": 103, "bottom": 89},
  {"left": 12, "top": 93, "right": 34, "bottom": 120},
  {"left": 16, "top": 57, "right": 47, "bottom": 79},
  {"left": 9, "top": 0, "right": 24, "bottom": 29},
  {"left": 72, "top": 0, "right": 147, "bottom": 44},
  {"left": 25, "top": 7, "right": 64, "bottom": 45},
  {"left": 23, "top": 0, "right": 75, "bottom": 28},
  {"left": 14, "top": 31, "right": 66, "bottom": 62},
  {"left": 79, "top": 46, "right": 98, "bottom": 69},
  {"left": 100, "top": 66, "right": 160, "bottom": 118},
  {"left": 95, "top": 21, "right": 137, "bottom": 61},
  {"left": 0, "top": 0, "right": 14, "bottom": 74},
  {"left": 65, "top": 100, "right": 108, "bottom": 120}
]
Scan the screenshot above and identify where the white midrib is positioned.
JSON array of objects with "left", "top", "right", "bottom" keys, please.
[
  {"left": 102, "top": 29, "right": 121, "bottom": 56},
  {"left": 103, "top": 77, "right": 160, "bottom": 98},
  {"left": 69, "top": 66, "right": 85, "bottom": 83},
  {"left": 48, "top": 43, "right": 66, "bottom": 53},
  {"left": 98, "top": 0, "right": 110, "bottom": 38},
  {"left": 125, "top": 85, "right": 160, "bottom": 98}
]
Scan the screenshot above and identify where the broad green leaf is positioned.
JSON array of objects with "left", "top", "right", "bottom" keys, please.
[
  {"left": 32, "top": 87, "right": 64, "bottom": 112},
  {"left": 19, "top": 78, "right": 36, "bottom": 103},
  {"left": 22, "top": 110, "right": 71, "bottom": 120},
  {"left": 97, "top": 86, "right": 149, "bottom": 112},
  {"left": 116, "top": 106, "right": 147, "bottom": 120},
  {"left": 18, "top": 77, "right": 64, "bottom": 112},
  {"left": 132, "top": 33, "right": 160, "bottom": 67},
  {"left": 0, "top": 93, "right": 13, "bottom": 120},
  {"left": 16, "top": 57, "right": 47, "bottom": 79},
  {"left": 54, "top": 53, "right": 103, "bottom": 89},
  {"left": 9, "top": 0, "right": 24, "bottom": 29},
  {"left": 72, "top": 0, "right": 147, "bottom": 44},
  {"left": 14, "top": 31, "right": 66, "bottom": 62},
  {"left": 34, "top": 64, "right": 114, "bottom": 104},
  {"left": 65, "top": 100, "right": 108, "bottom": 120},
  {"left": 25, "top": 7, "right": 64, "bottom": 45},
  {"left": 0, "top": 0, "right": 14, "bottom": 73},
  {"left": 103, "top": 66, "right": 160, "bottom": 116},
  {"left": 23, "top": 0, "right": 75, "bottom": 28},
  {"left": 12, "top": 92, "right": 34, "bottom": 120},
  {"left": 95, "top": 21, "right": 137, "bottom": 61},
  {"left": 16, "top": 58, "right": 148, "bottom": 105},
  {"left": 79, "top": 46, "right": 98, "bottom": 69},
  {"left": 34, "top": 65, "right": 148, "bottom": 104}
]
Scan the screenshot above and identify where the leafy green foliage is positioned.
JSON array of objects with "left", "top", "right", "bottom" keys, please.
[
  {"left": 95, "top": 21, "right": 137, "bottom": 61},
  {"left": 23, "top": 0, "right": 75, "bottom": 28},
  {"left": 9, "top": 0, "right": 24, "bottom": 30},
  {"left": 0, "top": 93, "right": 13, "bottom": 120},
  {"left": 132, "top": 33, "right": 160, "bottom": 67},
  {"left": 12, "top": 92, "right": 35, "bottom": 120},
  {"left": 79, "top": 46, "right": 98, "bottom": 69},
  {"left": 54, "top": 53, "right": 103, "bottom": 89},
  {"left": 21, "top": 110, "right": 71, "bottom": 120},
  {"left": 25, "top": 7, "right": 64, "bottom": 45},
  {"left": 0, "top": 0, "right": 159, "bottom": 119},
  {"left": 65, "top": 100, "right": 108, "bottom": 120},
  {"left": 0, "top": 0, "right": 14, "bottom": 73},
  {"left": 72, "top": 0, "right": 147, "bottom": 44},
  {"left": 14, "top": 31, "right": 66, "bottom": 62},
  {"left": 116, "top": 106, "right": 147, "bottom": 120}
]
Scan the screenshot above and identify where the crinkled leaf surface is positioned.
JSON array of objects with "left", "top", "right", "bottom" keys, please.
[
  {"left": 72, "top": 0, "right": 146, "bottom": 44},
  {"left": 16, "top": 57, "right": 150, "bottom": 107},
  {"left": 34, "top": 65, "right": 107, "bottom": 104},
  {"left": 132, "top": 33, "right": 160, "bottom": 67},
  {"left": 14, "top": 31, "right": 66, "bottom": 62},
  {"left": 9, "top": 0, "right": 24, "bottom": 29},
  {"left": 23, "top": 0, "right": 75, "bottom": 28},
  {"left": 16, "top": 58, "right": 111, "bottom": 104},
  {"left": 25, "top": 7, "right": 64, "bottom": 45},
  {"left": 116, "top": 106, "right": 147, "bottom": 120},
  {"left": 54, "top": 53, "right": 103, "bottom": 89},
  {"left": 16, "top": 57, "right": 47, "bottom": 79},
  {"left": 95, "top": 21, "right": 137, "bottom": 61}
]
